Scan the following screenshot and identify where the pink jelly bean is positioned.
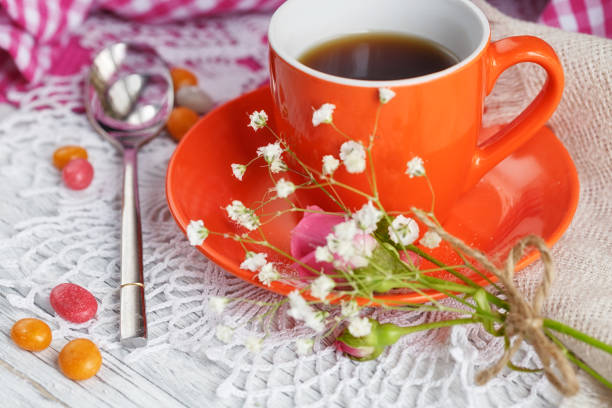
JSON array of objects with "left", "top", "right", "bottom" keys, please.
[
  {"left": 61, "top": 158, "right": 93, "bottom": 190},
  {"left": 50, "top": 283, "right": 98, "bottom": 323}
]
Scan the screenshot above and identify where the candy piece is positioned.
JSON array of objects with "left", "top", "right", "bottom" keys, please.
[
  {"left": 166, "top": 106, "right": 199, "bottom": 142},
  {"left": 53, "top": 145, "right": 88, "bottom": 170},
  {"left": 170, "top": 67, "right": 198, "bottom": 91},
  {"left": 58, "top": 338, "right": 102, "bottom": 381},
  {"left": 11, "top": 318, "right": 52, "bottom": 351},
  {"left": 175, "top": 86, "right": 214, "bottom": 115},
  {"left": 62, "top": 158, "right": 94, "bottom": 190},
  {"left": 50, "top": 283, "right": 98, "bottom": 323}
]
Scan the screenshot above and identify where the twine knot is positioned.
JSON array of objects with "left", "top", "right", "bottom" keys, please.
[{"left": 413, "top": 209, "right": 580, "bottom": 396}]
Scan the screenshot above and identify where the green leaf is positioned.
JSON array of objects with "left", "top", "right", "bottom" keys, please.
[{"left": 353, "top": 242, "right": 414, "bottom": 293}]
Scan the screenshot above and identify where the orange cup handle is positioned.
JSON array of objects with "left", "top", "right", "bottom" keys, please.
[{"left": 463, "top": 35, "right": 564, "bottom": 190}]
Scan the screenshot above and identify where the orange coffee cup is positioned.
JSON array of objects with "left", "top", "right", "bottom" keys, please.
[{"left": 268, "top": 0, "right": 564, "bottom": 220}]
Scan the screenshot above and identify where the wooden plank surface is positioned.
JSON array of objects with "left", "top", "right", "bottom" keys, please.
[{"left": 0, "top": 288, "right": 237, "bottom": 408}]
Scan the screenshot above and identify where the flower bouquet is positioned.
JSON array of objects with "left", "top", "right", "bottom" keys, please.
[{"left": 185, "top": 88, "right": 611, "bottom": 396}]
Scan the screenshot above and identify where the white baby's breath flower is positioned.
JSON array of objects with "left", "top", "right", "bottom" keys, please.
[
  {"left": 339, "top": 141, "right": 366, "bottom": 174},
  {"left": 353, "top": 201, "right": 383, "bottom": 233},
  {"left": 287, "top": 290, "right": 311, "bottom": 320},
  {"left": 388, "top": 215, "right": 420, "bottom": 246},
  {"left": 274, "top": 178, "right": 296, "bottom": 198},
  {"left": 325, "top": 219, "right": 377, "bottom": 270},
  {"left": 245, "top": 336, "right": 263, "bottom": 353},
  {"left": 333, "top": 219, "right": 359, "bottom": 242},
  {"left": 344, "top": 234, "right": 377, "bottom": 269},
  {"left": 225, "top": 200, "right": 261, "bottom": 231},
  {"left": 231, "top": 163, "right": 246, "bottom": 181},
  {"left": 240, "top": 251, "right": 268, "bottom": 272},
  {"left": 225, "top": 200, "right": 245, "bottom": 221},
  {"left": 315, "top": 245, "right": 333, "bottom": 263},
  {"left": 406, "top": 156, "right": 426, "bottom": 178},
  {"left": 257, "top": 142, "right": 284, "bottom": 164},
  {"left": 209, "top": 296, "right": 229, "bottom": 314},
  {"left": 312, "top": 103, "right": 335, "bottom": 126},
  {"left": 322, "top": 155, "right": 340, "bottom": 176},
  {"left": 420, "top": 230, "right": 442, "bottom": 249},
  {"left": 305, "top": 311, "right": 327, "bottom": 332},
  {"left": 258, "top": 263, "right": 280, "bottom": 286},
  {"left": 310, "top": 275, "right": 335, "bottom": 301},
  {"left": 341, "top": 300, "right": 359, "bottom": 318},
  {"left": 186, "top": 220, "right": 209, "bottom": 246},
  {"left": 295, "top": 338, "right": 314, "bottom": 355},
  {"left": 248, "top": 110, "right": 268, "bottom": 130},
  {"left": 215, "top": 325, "right": 233, "bottom": 343},
  {"left": 269, "top": 158, "right": 288, "bottom": 173},
  {"left": 348, "top": 316, "right": 372, "bottom": 337},
  {"left": 287, "top": 290, "right": 326, "bottom": 333},
  {"left": 327, "top": 220, "right": 358, "bottom": 261},
  {"left": 378, "top": 87, "right": 396, "bottom": 104}
]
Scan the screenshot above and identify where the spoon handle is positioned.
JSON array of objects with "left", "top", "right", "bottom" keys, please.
[{"left": 119, "top": 148, "right": 147, "bottom": 348}]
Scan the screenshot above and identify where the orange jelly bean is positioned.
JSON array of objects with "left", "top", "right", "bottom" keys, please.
[
  {"left": 170, "top": 67, "right": 198, "bottom": 91},
  {"left": 166, "top": 106, "right": 199, "bottom": 141},
  {"left": 53, "top": 145, "right": 88, "bottom": 170},
  {"left": 58, "top": 338, "right": 102, "bottom": 381},
  {"left": 11, "top": 318, "right": 52, "bottom": 351}
]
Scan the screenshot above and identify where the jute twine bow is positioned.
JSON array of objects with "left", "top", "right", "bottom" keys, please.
[{"left": 413, "top": 209, "right": 580, "bottom": 396}]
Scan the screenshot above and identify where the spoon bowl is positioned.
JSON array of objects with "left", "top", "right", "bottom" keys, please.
[{"left": 85, "top": 42, "right": 173, "bottom": 348}]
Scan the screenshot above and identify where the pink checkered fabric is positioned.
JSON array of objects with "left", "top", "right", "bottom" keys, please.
[
  {"left": 0, "top": 0, "right": 610, "bottom": 101},
  {"left": 0, "top": 0, "right": 283, "bottom": 96},
  {"left": 539, "top": 0, "right": 612, "bottom": 37}
]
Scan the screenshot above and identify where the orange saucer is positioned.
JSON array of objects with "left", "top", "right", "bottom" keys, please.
[{"left": 166, "top": 86, "right": 579, "bottom": 305}]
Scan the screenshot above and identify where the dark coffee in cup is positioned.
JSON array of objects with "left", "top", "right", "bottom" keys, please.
[{"left": 299, "top": 32, "right": 459, "bottom": 80}]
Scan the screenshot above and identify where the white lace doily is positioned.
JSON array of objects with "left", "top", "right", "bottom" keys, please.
[{"left": 0, "top": 11, "right": 565, "bottom": 408}]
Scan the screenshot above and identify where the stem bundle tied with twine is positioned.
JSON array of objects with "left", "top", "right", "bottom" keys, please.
[{"left": 414, "top": 208, "right": 580, "bottom": 396}]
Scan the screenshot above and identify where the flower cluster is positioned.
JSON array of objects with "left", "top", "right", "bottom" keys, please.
[
  {"left": 239, "top": 252, "right": 280, "bottom": 287},
  {"left": 186, "top": 88, "right": 439, "bottom": 355},
  {"left": 226, "top": 200, "right": 261, "bottom": 231},
  {"left": 257, "top": 142, "right": 287, "bottom": 173}
]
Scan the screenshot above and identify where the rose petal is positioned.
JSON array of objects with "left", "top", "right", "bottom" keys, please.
[
  {"left": 290, "top": 205, "right": 344, "bottom": 259},
  {"left": 292, "top": 250, "right": 336, "bottom": 279}
]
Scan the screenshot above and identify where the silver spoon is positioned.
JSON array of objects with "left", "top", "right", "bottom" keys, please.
[{"left": 85, "top": 43, "right": 174, "bottom": 348}]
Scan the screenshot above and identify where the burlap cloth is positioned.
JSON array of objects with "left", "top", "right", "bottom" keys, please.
[{"left": 471, "top": 1, "right": 612, "bottom": 405}]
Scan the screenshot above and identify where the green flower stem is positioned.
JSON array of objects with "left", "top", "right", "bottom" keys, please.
[
  {"left": 543, "top": 319, "right": 612, "bottom": 355},
  {"left": 366, "top": 147, "right": 378, "bottom": 201},
  {"left": 407, "top": 244, "right": 479, "bottom": 288},
  {"left": 269, "top": 126, "right": 349, "bottom": 214},
  {"left": 419, "top": 272, "right": 509, "bottom": 310},
  {"left": 388, "top": 318, "right": 479, "bottom": 340},
  {"left": 546, "top": 330, "right": 612, "bottom": 391},
  {"left": 386, "top": 279, "right": 505, "bottom": 325},
  {"left": 328, "top": 178, "right": 375, "bottom": 200},
  {"left": 330, "top": 122, "right": 351, "bottom": 140}
]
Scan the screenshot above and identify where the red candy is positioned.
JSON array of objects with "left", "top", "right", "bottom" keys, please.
[
  {"left": 62, "top": 158, "right": 94, "bottom": 190},
  {"left": 50, "top": 283, "right": 98, "bottom": 323}
]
